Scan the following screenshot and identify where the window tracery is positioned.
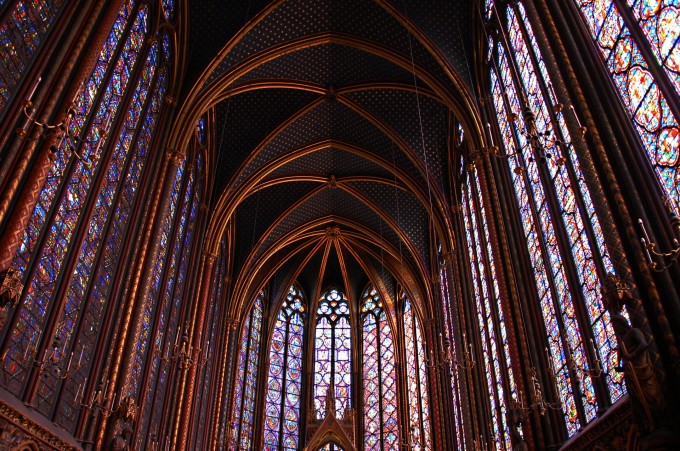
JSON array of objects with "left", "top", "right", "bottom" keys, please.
[
  {"left": 264, "top": 285, "right": 306, "bottom": 451},
  {"left": 574, "top": 0, "right": 680, "bottom": 212},
  {"left": 314, "top": 289, "right": 352, "bottom": 418}
]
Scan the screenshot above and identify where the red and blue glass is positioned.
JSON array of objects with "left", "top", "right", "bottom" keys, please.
[
  {"left": 314, "top": 289, "right": 352, "bottom": 418},
  {"left": 402, "top": 294, "right": 432, "bottom": 451},
  {"left": 263, "top": 285, "right": 306, "bottom": 451},
  {"left": 361, "top": 286, "right": 398, "bottom": 451},
  {"left": 231, "top": 293, "right": 265, "bottom": 450}
]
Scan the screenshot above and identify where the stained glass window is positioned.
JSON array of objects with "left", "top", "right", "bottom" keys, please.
[
  {"left": 485, "top": 0, "right": 624, "bottom": 436},
  {"left": 263, "top": 285, "right": 306, "bottom": 451},
  {"left": 314, "top": 289, "right": 352, "bottom": 418},
  {"left": 0, "top": 3, "right": 178, "bottom": 432},
  {"left": 0, "top": 1, "right": 66, "bottom": 116},
  {"left": 462, "top": 166, "right": 517, "bottom": 450},
  {"left": 438, "top": 250, "right": 465, "bottom": 450},
  {"left": 574, "top": 0, "right": 680, "bottom": 212},
  {"left": 402, "top": 293, "right": 432, "bottom": 450},
  {"left": 196, "top": 116, "right": 207, "bottom": 145},
  {"left": 0, "top": 1, "right": 137, "bottom": 387},
  {"left": 361, "top": 286, "right": 398, "bottom": 451},
  {"left": 135, "top": 151, "right": 203, "bottom": 447},
  {"left": 231, "top": 292, "right": 265, "bottom": 450}
]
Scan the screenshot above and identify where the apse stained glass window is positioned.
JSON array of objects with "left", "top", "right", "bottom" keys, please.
[
  {"left": 574, "top": 0, "right": 680, "bottom": 212},
  {"left": 486, "top": 0, "right": 623, "bottom": 435},
  {"left": 314, "top": 289, "right": 352, "bottom": 418},
  {"left": 231, "top": 293, "right": 265, "bottom": 450},
  {"left": 319, "top": 444, "right": 346, "bottom": 451},
  {"left": 361, "top": 286, "right": 398, "bottom": 451},
  {"left": 0, "top": 1, "right": 66, "bottom": 116},
  {"left": 462, "top": 167, "right": 516, "bottom": 450},
  {"left": 402, "top": 293, "right": 431, "bottom": 450},
  {"left": 263, "top": 285, "right": 306, "bottom": 451}
]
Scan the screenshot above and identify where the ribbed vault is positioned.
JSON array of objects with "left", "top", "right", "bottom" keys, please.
[{"left": 168, "top": 0, "right": 484, "bottom": 319}]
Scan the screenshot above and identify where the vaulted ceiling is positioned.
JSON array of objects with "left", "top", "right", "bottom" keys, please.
[{"left": 169, "top": 0, "right": 483, "bottom": 318}]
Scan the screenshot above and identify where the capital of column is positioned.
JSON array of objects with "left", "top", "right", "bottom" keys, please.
[
  {"left": 439, "top": 253, "right": 454, "bottom": 272},
  {"left": 203, "top": 250, "right": 218, "bottom": 264},
  {"left": 166, "top": 149, "right": 184, "bottom": 167}
]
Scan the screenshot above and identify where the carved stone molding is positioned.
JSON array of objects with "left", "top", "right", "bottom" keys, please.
[
  {"left": 0, "top": 269, "right": 22, "bottom": 308},
  {"left": 560, "top": 397, "right": 633, "bottom": 451},
  {"left": 165, "top": 149, "right": 184, "bottom": 166},
  {"left": 0, "top": 398, "right": 80, "bottom": 450}
]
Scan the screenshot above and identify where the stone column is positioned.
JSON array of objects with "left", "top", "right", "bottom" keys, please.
[
  {"left": 96, "top": 148, "right": 183, "bottom": 449},
  {"left": 174, "top": 250, "right": 216, "bottom": 450}
]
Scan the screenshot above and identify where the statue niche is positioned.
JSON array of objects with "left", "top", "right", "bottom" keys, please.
[{"left": 602, "top": 274, "right": 680, "bottom": 449}]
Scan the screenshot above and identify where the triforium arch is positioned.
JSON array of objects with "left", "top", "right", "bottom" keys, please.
[{"left": 0, "top": 1, "right": 679, "bottom": 450}]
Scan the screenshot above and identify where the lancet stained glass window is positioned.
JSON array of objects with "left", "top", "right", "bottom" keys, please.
[
  {"left": 361, "top": 286, "right": 398, "bottom": 451},
  {"left": 263, "top": 285, "right": 306, "bottom": 451},
  {"left": 402, "top": 293, "right": 431, "bottom": 450},
  {"left": 438, "top": 250, "right": 465, "bottom": 450},
  {"left": 0, "top": 1, "right": 138, "bottom": 388},
  {"left": 314, "top": 289, "right": 351, "bottom": 418},
  {"left": 0, "top": 2, "right": 176, "bottom": 435},
  {"left": 574, "top": 0, "right": 680, "bottom": 212},
  {"left": 135, "top": 151, "right": 202, "bottom": 447},
  {"left": 231, "top": 292, "right": 265, "bottom": 450},
  {"left": 486, "top": 0, "right": 624, "bottom": 435},
  {"left": 462, "top": 166, "right": 517, "bottom": 450}
]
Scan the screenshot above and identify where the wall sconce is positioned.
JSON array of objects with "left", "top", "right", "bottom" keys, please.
[
  {"left": 638, "top": 216, "right": 680, "bottom": 272},
  {"left": 15, "top": 78, "right": 111, "bottom": 167}
]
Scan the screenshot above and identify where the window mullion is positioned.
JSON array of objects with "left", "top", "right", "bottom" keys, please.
[
  {"left": 375, "top": 314, "right": 385, "bottom": 451},
  {"left": 278, "top": 313, "right": 291, "bottom": 449}
]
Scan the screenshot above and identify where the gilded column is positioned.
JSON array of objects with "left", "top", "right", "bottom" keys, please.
[
  {"left": 96, "top": 148, "right": 183, "bottom": 449},
  {"left": 479, "top": 143, "right": 538, "bottom": 449},
  {"left": 424, "top": 316, "right": 445, "bottom": 450},
  {"left": 208, "top": 316, "right": 236, "bottom": 449},
  {"left": 176, "top": 250, "right": 217, "bottom": 450}
]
